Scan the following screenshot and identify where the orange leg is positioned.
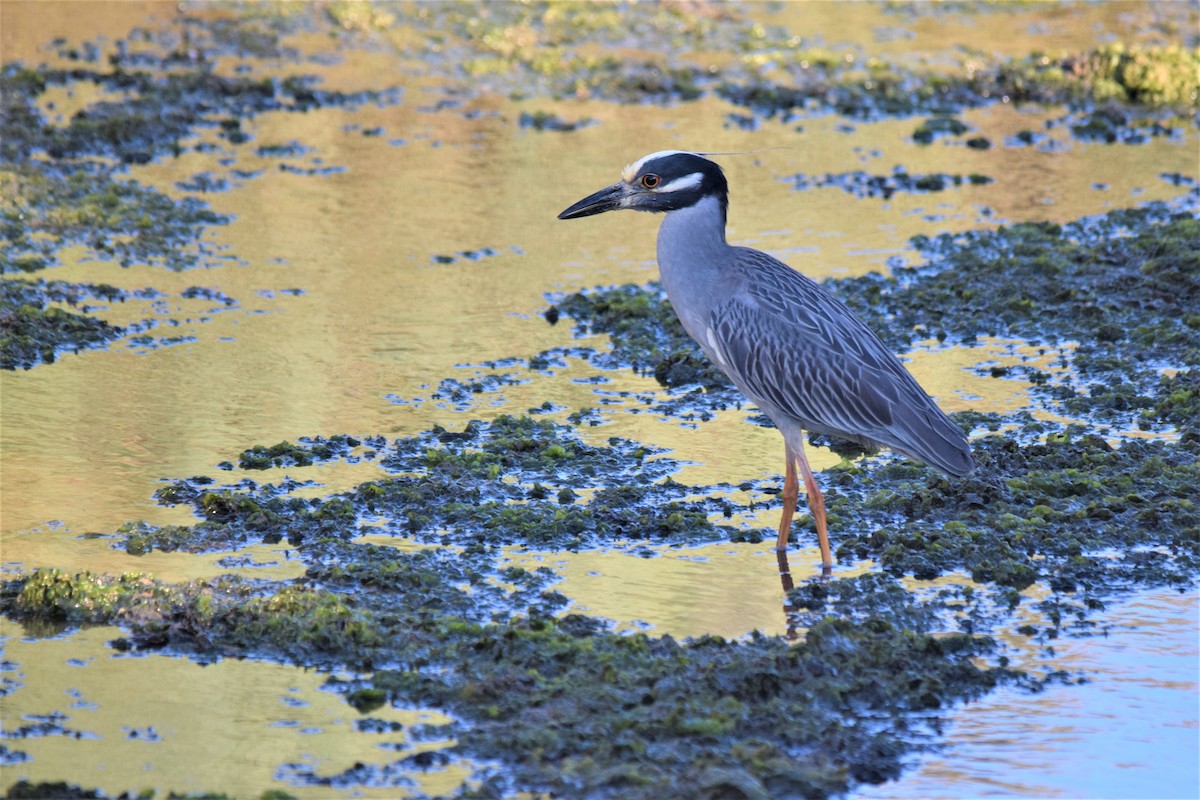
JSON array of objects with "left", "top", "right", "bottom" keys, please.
[
  {"left": 774, "top": 439, "right": 832, "bottom": 574},
  {"left": 774, "top": 447, "right": 799, "bottom": 551},
  {"left": 796, "top": 441, "right": 832, "bottom": 573}
]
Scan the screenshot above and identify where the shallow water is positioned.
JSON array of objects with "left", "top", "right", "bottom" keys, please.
[
  {"left": 2, "top": 1, "right": 1197, "bottom": 797},
  {"left": 0, "top": 622, "right": 467, "bottom": 799},
  {"left": 3, "top": 96, "right": 1190, "bottom": 536},
  {"left": 855, "top": 589, "right": 1200, "bottom": 800}
]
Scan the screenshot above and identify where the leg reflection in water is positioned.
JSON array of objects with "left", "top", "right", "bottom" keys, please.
[
  {"left": 775, "top": 548, "right": 836, "bottom": 641},
  {"left": 776, "top": 548, "right": 799, "bottom": 641}
]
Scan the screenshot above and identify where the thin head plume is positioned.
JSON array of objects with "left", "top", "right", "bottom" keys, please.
[{"left": 695, "top": 147, "right": 793, "bottom": 158}]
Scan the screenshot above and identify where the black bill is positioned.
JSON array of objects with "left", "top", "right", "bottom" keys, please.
[{"left": 557, "top": 183, "right": 625, "bottom": 220}]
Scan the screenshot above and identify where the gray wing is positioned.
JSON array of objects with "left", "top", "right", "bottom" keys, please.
[{"left": 708, "top": 248, "right": 973, "bottom": 477}]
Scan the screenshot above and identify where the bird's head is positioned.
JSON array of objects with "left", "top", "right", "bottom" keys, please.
[{"left": 557, "top": 150, "right": 728, "bottom": 222}]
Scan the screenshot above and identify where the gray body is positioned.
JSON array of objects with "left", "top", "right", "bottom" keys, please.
[
  {"left": 656, "top": 195, "right": 972, "bottom": 477},
  {"left": 559, "top": 150, "right": 972, "bottom": 568}
]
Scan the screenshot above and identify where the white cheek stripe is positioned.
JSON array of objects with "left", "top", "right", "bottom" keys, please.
[
  {"left": 622, "top": 149, "right": 692, "bottom": 182},
  {"left": 656, "top": 171, "right": 703, "bottom": 194}
]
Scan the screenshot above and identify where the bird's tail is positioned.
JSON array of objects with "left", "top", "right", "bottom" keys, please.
[{"left": 888, "top": 404, "right": 974, "bottom": 478}]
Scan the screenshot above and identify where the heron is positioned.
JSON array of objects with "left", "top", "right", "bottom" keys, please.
[{"left": 558, "top": 151, "right": 973, "bottom": 573}]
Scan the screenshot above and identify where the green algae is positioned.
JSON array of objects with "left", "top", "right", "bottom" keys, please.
[
  {"left": 787, "top": 572, "right": 949, "bottom": 633},
  {"left": 7, "top": 403, "right": 1192, "bottom": 795},
  {"left": 997, "top": 44, "right": 1200, "bottom": 109},
  {"left": 0, "top": 163, "right": 228, "bottom": 272},
  {"left": 125, "top": 415, "right": 741, "bottom": 556},
  {"left": 236, "top": 435, "right": 374, "bottom": 470},
  {"left": 0, "top": 566, "right": 1016, "bottom": 799},
  {"left": 0, "top": 8, "right": 402, "bottom": 370},
  {"left": 845, "top": 205, "right": 1200, "bottom": 434},
  {"left": 5, "top": 420, "right": 1196, "bottom": 795},
  {"left": 1, "top": 48, "right": 399, "bottom": 166},
  {"left": 0, "top": 277, "right": 242, "bottom": 368},
  {"left": 912, "top": 115, "right": 970, "bottom": 143},
  {"left": 1154, "top": 370, "right": 1200, "bottom": 435},
  {"left": 370, "top": 615, "right": 1014, "bottom": 799},
  {"left": 3, "top": 781, "right": 295, "bottom": 800},
  {"left": 381, "top": 2, "right": 1196, "bottom": 115},
  {"left": 829, "top": 425, "right": 1199, "bottom": 591},
  {"left": 0, "top": 280, "right": 126, "bottom": 369},
  {"left": 384, "top": 414, "right": 668, "bottom": 484},
  {"left": 4, "top": 782, "right": 107, "bottom": 800},
  {"left": 720, "top": 44, "right": 1198, "bottom": 121},
  {"left": 385, "top": 0, "right": 719, "bottom": 102},
  {"left": 790, "top": 168, "right": 992, "bottom": 199},
  {"left": 2, "top": 569, "right": 397, "bottom": 667},
  {"left": 120, "top": 490, "right": 287, "bottom": 555},
  {"left": 518, "top": 110, "right": 594, "bottom": 132}
]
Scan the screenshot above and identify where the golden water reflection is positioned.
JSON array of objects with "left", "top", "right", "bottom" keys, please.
[
  {"left": 2, "top": 94, "right": 1192, "bottom": 543},
  {"left": 0, "top": 621, "right": 465, "bottom": 799},
  {"left": 505, "top": 543, "right": 875, "bottom": 640},
  {"left": 1, "top": 2, "right": 1197, "bottom": 797}
]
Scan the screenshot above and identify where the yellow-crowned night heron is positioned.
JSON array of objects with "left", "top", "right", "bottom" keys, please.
[{"left": 558, "top": 151, "right": 973, "bottom": 572}]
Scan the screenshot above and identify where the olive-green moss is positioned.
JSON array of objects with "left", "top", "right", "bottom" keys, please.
[
  {"left": 2, "top": 781, "right": 295, "bottom": 800},
  {"left": 0, "top": 567, "right": 1017, "bottom": 800},
  {"left": 0, "top": 163, "right": 228, "bottom": 272},
  {"left": 123, "top": 415, "right": 740, "bottom": 556},
  {"left": 0, "top": 281, "right": 125, "bottom": 369},
  {"left": 237, "top": 435, "right": 370, "bottom": 470},
  {"left": 720, "top": 44, "right": 1198, "bottom": 119},
  {"left": 830, "top": 425, "right": 1199, "bottom": 590}
]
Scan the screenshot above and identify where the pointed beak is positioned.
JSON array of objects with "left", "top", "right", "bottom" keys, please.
[{"left": 557, "top": 183, "right": 626, "bottom": 220}]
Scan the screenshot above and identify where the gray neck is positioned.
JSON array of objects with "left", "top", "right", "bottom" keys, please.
[{"left": 655, "top": 194, "right": 730, "bottom": 339}]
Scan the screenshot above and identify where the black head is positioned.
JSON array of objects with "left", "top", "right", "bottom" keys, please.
[{"left": 557, "top": 150, "right": 729, "bottom": 223}]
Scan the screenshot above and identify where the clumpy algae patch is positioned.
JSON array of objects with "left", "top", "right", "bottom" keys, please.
[
  {"left": 4, "top": 400, "right": 1196, "bottom": 797},
  {"left": 0, "top": 567, "right": 1023, "bottom": 800},
  {"left": 830, "top": 422, "right": 1199, "bottom": 594},
  {"left": 3, "top": 2, "right": 1198, "bottom": 798},
  {"left": 0, "top": 6, "right": 403, "bottom": 369},
  {"left": 0, "top": 280, "right": 132, "bottom": 369},
  {"left": 120, "top": 415, "right": 748, "bottom": 557},
  {"left": 0, "top": 410, "right": 1033, "bottom": 798}
]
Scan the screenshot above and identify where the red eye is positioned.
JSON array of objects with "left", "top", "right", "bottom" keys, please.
[{"left": 640, "top": 173, "right": 661, "bottom": 189}]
